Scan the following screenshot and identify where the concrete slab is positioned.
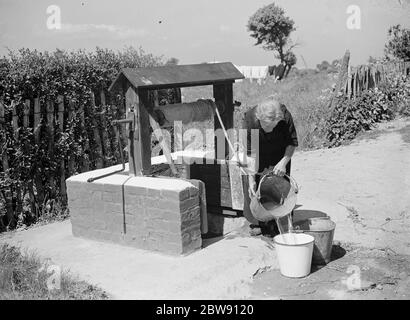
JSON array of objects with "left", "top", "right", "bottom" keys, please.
[{"left": 0, "top": 220, "right": 278, "bottom": 299}]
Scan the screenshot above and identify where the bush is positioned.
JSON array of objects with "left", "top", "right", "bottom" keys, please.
[
  {"left": 378, "top": 73, "right": 410, "bottom": 116},
  {"left": 324, "top": 73, "right": 410, "bottom": 147},
  {"left": 0, "top": 47, "right": 171, "bottom": 231}
]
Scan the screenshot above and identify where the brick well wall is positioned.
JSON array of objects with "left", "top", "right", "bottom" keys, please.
[{"left": 66, "top": 167, "right": 202, "bottom": 255}]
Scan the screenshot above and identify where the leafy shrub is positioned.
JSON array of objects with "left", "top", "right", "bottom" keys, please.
[
  {"left": 0, "top": 47, "right": 171, "bottom": 230},
  {"left": 325, "top": 73, "right": 410, "bottom": 147},
  {"left": 378, "top": 73, "right": 410, "bottom": 116}
]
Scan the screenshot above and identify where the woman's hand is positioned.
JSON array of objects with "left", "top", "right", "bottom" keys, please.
[{"left": 272, "top": 160, "right": 287, "bottom": 176}]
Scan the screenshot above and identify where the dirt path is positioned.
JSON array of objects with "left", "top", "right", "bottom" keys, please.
[
  {"left": 251, "top": 117, "right": 410, "bottom": 299},
  {"left": 292, "top": 117, "right": 410, "bottom": 255}
]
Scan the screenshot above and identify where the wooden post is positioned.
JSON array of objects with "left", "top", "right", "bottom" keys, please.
[
  {"left": 0, "top": 100, "right": 8, "bottom": 171},
  {"left": 90, "top": 92, "right": 104, "bottom": 169},
  {"left": 335, "top": 51, "right": 350, "bottom": 95},
  {"left": 131, "top": 87, "right": 151, "bottom": 175},
  {"left": 174, "top": 87, "right": 182, "bottom": 103},
  {"left": 0, "top": 99, "right": 11, "bottom": 229},
  {"left": 57, "top": 95, "right": 66, "bottom": 200},
  {"left": 32, "top": 97, "right": 44, "bottom": 209},
  {"left": 153, "top": 90, "right": 159, "bottom": 106},
  {"left": 11, "top": 100, "right": 22, "bottom": 226},
  {"left": 23, "top": 99, "right": 30, "bottom": 128},
  {"left": 125, "top": 86, "right": 142, "bottom": 175},
  {"left": 33, "top": 97, "right": 41, "bottom": 143},
  {"left": 24, "top": 99, "right": 36, "bottom": 215},
  {"left": 137, "top": 89, "right": 153, "bottom": 174},
  {"left": 365, "top": 66, "right": 369, "bottom": 90},
  {"left": 79, "top": 102, "right": 90, "bottom": 172},
  {"left": 347, "top": 65, "right": 352, "bottom": 98},
  {"left": 213, "top": 82, "right": 234, "bottom": 160},
  {"left": 352, "top": 68, "right": 357, "bottom": 99},
  {"left": 12, "top": 101, "right": 18, "bottom": 140},
  {"left": 329, "top": 50, "right": 350, "bottom": 110},
  {"left": 67, "top": 100, "right": 75, "bottom": 176},
  {"left": 100, "top": 89, "right": 110, "bottom": 165},
  {"left": 46, "top": 100, "right": 55, "bottom": 194}
]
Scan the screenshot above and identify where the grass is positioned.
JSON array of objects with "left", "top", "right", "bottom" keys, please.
[
  {"left": 0, "top": 243, "right": 109, "bottom": 300},
  {"left": 181, "top": 70, "right": 336, "bottom": 150}
]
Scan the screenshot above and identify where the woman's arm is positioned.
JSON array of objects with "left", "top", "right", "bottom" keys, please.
[{"left": 272, "top": 145, "right": 296, "bottom": 176}]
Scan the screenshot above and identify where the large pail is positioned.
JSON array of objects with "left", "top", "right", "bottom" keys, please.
[
  {"left": 273, "top": 233, "right": 314, "bottom": 278},
  {"left": 250, "top": 174, "right": 299, "bottom": 221},
  {"left": 294, "top": 217, "right": 336, "bottom": 265}
]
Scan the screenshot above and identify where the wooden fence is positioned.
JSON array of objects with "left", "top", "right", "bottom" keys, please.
[
  {"left": 344, "top": 61, "right": 410, "bottom": 98},
  {"left": 0, "top": 87, "right": 180, "bottom": 228}
]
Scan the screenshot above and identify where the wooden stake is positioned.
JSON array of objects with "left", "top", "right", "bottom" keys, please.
[
  {"left": 100, "top": 89, "right": 110, "bottom": 165},
  {"left": 0, "top": 99, "right": 9, "bottom": 172},
  {"left": 34, "top": 97, "right": 41, "bottom": 144},
  {"left": 46, "top": 99, "right": 55, "bottom": 195},
  {"left": 79, "top": 102, "right": 90, "bottom": 172},
  {"left": 12, "top": 101, "right": 18, "bottom": 140},
  {"left": 67, "top": 100, "right": 75, "bottom": 176},
  {"left": 90, "top": 91, "right": 104, "bottom": 169},
  {"left": 57, "top": 95, "right": 66, "bottom": 200},
  {"left": 23, "top": 99, "right": 30, "bottom": 128}
]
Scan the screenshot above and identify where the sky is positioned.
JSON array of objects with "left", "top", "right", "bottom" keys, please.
[{"left": 0, "top": 0, "right": 409, "bottom": 68}]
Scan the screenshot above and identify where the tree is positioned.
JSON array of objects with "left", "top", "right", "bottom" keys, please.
[
  {"left": 165, "top": 57, "right": 179, "bottom": 65},
  {"left": 247, "top": 3, "right": 296, "bottom": 64},
  {"left": 385, "top": 24, "right": 410, "bottom": 60},
  {"left": 316, "top": 60, "right": 331, "bottom": 72},
  {"left": 368, "top": 56, "right": 378, "bottom": 64},
  {"left": 283, "top": 51, "right": 297, "bottom": 77},
  {"left": 331, "top": 59, "right": 340, "bottom": 69}
]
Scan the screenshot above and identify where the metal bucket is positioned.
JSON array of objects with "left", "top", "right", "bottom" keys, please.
[
  {"left": 294, "top": 217, "right": 336, "bottom": 265},
  {"left": 250, "top": 173, "right": 299, "bottom": 222}
]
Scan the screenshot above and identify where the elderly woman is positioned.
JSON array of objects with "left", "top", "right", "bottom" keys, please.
[{"left": 241, "top": 97, "right": 298, "bottom": 236}]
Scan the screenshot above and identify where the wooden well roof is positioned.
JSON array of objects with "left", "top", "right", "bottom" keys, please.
[{"left": 108, "top": 62, "right": 244, "bottom": 91}]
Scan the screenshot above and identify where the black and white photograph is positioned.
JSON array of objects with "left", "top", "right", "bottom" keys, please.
[{"left": 0, "top": 0, "right": 409, "bottom": 305}]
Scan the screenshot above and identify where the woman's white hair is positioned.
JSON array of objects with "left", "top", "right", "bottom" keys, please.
[{"left": 255, "top": 96, "right": 284, "bottom": 122}]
